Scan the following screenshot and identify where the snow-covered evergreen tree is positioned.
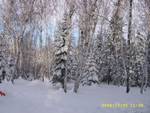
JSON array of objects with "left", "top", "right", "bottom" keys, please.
[
  {"left": 94, "top": 33, "right": 104, "bottom": 82},
  {"left": 100, "top": 2, "right": 126, "bottom": 86},
  {"left": 52, "top": 5, "right": 74, "bottom": 92},
  {"left": 0, "top": 33, "right": 16, "bottom": 84},
  {"left": 52, "top": 22, "right": 68, "bottom": 90},
  {"left": 131, "top": 33, "right": 145, "bottom": 86},
  {"left": 0, "top": 50, "right": 6, "bottom": 83},
  {"left": 101, "top": 37, "right": 116, "bottom": 84},
  {"left": 82, "top": 50, "right": 99, "bottom": 85},
  {"left": 66, "top": 45, "right": 78, "bottom": 81},
  {"left": 81, "top": 32, "right": 104, "bottom": 86},
  {"left": 7, "top": 56, "right": 16, "bottom": 83},
  {"left": 0, "top": 34, "right": 9, "bottom": 83}
]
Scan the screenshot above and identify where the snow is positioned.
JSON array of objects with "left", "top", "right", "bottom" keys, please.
[{"left": 0, "top": 79, "right": 150, "bottom": 113}]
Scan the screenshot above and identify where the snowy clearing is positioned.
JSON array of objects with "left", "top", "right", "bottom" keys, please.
[{"left": 0, "top": 79, "right": 150, "bottom": 113}]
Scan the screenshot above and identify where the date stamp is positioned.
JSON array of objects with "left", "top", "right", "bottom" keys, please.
[{"left": 101, "top": 104, "right": 144, "bottom": 108}]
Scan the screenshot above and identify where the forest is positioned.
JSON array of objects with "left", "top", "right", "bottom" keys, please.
[{"left": 0, "top": 0, "right": 150, "bottom": 95}]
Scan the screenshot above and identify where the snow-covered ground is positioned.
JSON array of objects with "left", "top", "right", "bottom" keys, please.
[{"left": 0, "top": 79, "right": 150, "bottom": 113}]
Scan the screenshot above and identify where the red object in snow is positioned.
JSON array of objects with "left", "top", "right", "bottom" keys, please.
[{"left": 0, "top": 91, "right": 6, "bottom": 96}]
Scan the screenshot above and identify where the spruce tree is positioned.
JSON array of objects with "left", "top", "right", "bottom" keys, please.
[
  {"left": 0, "top": 34, "right": 8, "bottom": 83},
  {"left": 52, "top": 5, "right": 74, "bottom": 92},
  {"left": 82, "top": 51, "right": 99, "bottom": 85}
]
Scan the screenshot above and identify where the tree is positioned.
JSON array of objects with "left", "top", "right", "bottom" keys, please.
[
  {"left": 99, "top": 0, "right": 126, "bottom": 86},
  {"left": 52, "top": 1, "right": 75, "bottom": 92},
  {"left": 74, "top": 0, "right": 99, "bottom": 93},
  {"left": 109, "top": 0, "right": 126, "bottom": 85},
  {"left": 126, "top": 0, "right": 133, "bottom": 93},
  {"left": 0, "top": 33, "right": 13, "bottom": 83},
  {"left": 0, "top": 35, "right": 7, "bottom": 83},
  {"left": 7, "top": 56, "right": 16, "bottom": 84},
  {"left": 144, "top": 0, "right": 150, "bottom": 88},
  {"left": 82, "top": 45, "right": 99, "bottom": 85},
  {"left": 94, "top": 32, "right": 104, "bottom": 83}
]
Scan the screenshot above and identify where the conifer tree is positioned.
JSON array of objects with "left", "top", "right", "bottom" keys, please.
[{"left": 52, "top": 4, "right": 74, "bottom": 92}]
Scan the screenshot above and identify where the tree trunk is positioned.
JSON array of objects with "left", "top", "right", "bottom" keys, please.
[{"left": 126, "top": 0, "right": 133, "bottom": 93}]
